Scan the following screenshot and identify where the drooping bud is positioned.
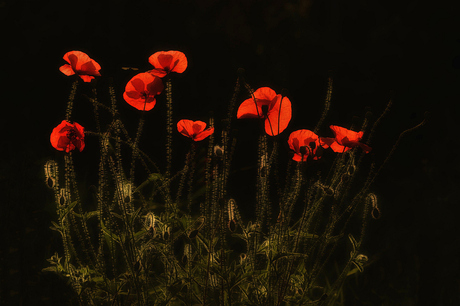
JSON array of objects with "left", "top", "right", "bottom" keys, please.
[
  {"left": 59, "top": 188, "right": 70, "bottom": 206},
  {"left": 44, "top": 160, "right": 59, "bottom": 189},
  {"left": 367, "top": 193, "right": 380, "bottom": 219}
]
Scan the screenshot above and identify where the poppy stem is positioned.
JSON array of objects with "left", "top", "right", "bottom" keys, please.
[
  {"left": 65, "top": 79, "right": 79, "bottom": 121},
  {"left": 165, "top": 77, "right": 174, "bottom": 210},
  {"left": 314, "top": 74, "right": 333, "bottom": 134}
]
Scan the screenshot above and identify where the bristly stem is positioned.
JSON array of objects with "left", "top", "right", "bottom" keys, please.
[
  {"left": 65, "top": 79, "right": 79, "bottom": 121},
  {"left": 165, "top": 77, "right": 173, "bottom": 207},
  {"left": 314, "top": 73, "right": 333, "bottom": 134}
]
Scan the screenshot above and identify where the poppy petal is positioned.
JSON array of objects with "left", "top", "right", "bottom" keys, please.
[
  {"left": 288, "top": 130, "right": 320, "bottom": 161},
  {"left": 59, "top": 64, "right": 75, "bottom": 76},
  {"left": 79, "top": 75, "right": 94, "bottom": 82},
  {"left": 177, "top": 119, "right": 194, "bottom": 138},
  {"left": 192, "top": 122, "right": 206, "bottom": 135},
  {"left": 61, "top": 51, "right": 100, "bottom": 81},
  {"left": 123, "top": 92, "right": 156, "bottom": 111},
  {"left": 50, "top": 120, "right": 85, "bottom": 152},
  {"left": 123, "top": 73, "right": 161, "bottom": 111},
  {"left": 359, "top": 143, "right": 372, "bottom": 153},
  {"left": 319, "top": 137, "right": 335, "bottom": 149},
  {"left": 237, "top": 98, "right": 262, "bottom": 119},
  {"left": 80, "top": 61, "right": 102, "bottom": 76},
  {"left": 194, "top": 127, "right": 214, "bottom": 141},
  {"left": 145, "top": 76, "right": 164, "bottom": 95},
  {"left": 148, "top": 68, "right": 168, "bottom": 78},
  {"left": 253, "top": 87, "right": 278, "bottom": 103},
  {"left": 329, "top": 141, "right": 350, "bottom": 153},
  {"left": 148, "top": 51, "right": 187, "bottom": 75},
  {"left": 265, "top": 95, "right": 291, "bottom": 136}
]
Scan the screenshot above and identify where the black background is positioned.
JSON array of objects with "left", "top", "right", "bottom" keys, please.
[{"left": 1, "top": 0, "right": 459, "bottom": 304}]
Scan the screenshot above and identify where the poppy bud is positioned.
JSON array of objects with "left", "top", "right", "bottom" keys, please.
[{"left": 342, "top": 172, "right": 351, "bottom": 182}]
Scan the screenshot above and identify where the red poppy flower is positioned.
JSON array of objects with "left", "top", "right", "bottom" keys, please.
[
  {"left": 50, "top": 120, "right": 85, "bottom": 153},
  {"left": 177, "top": 119, "right": 214, "bottom": 141},
  {"left": 321, "top": 125, "right": 372, "bottom": 153},
  {"left": 123, "top": 72, "right": 164, "bottom": 111},
  {"left": 59, "top": 51, "right": 101, "bottom": 82},
  {"left": 148, "top": 51, "right": 188, "bottom": 78},
  {"left": 236, "top": 87, "right": 292, "bottom": 136},
  {"left": 288, "top": 129, "right": 322, "bottom": 162}
]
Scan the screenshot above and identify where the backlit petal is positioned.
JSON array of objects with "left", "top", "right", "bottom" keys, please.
[
  {"left": 148, "top": 51, "right": 187, "bottom": 75},
  {"left": 265, "top": 95, "right": 291, "bottom": 136},
  {"left": 237, "top": 98, "right": 262, "bottom": 119},
  {"left": 319, "top": 137, "right": 335, "bottom": 149},
  {"left": 253, "top": 87, "right": 278, "bottom": 104},
  {"left": 194, "top": 127, "right": 214, "bottom": 141},
  {"left": 177, "top": 119, "right": 195, "bottom": 138},
  {"left": 61, "top": 51, "right": 100, "bottom": 81},
  {"left": 79, "top": 75, "right": 94, "bottom": 82},
  {"left": 59, "top": 64, "right": 75, "bottom": 76}
]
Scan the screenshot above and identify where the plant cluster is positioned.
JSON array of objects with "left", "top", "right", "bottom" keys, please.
[{"left": 44, "top": 50, "right": 425, "bottom": 305}]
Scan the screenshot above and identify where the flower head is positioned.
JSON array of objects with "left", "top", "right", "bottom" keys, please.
[
  {"left": 123, "top": 72, "right": 164, "bottom": 111},
  {"left": 50, "top": 120, "right": 85, "bottom": 153},
  {"left": 59, "top": 51, "right": 101, "bottom": 82},
  {"left": 288, "top": 129, "right": 322, "bottom": 162},
  {"left": 321, "top": 125, "right": 372, "bottom": 153},
  {"left": 177, "top": 119, "right": 214, "bottom": 141},
  {"left": 237, "top": 87, "right": 292, "bottom": 136},
  {"left": 148, "top": 51, "right": 188, "bottom": 78}
]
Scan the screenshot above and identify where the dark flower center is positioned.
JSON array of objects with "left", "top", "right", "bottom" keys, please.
[{"left": 66, "top": 129, "right": 77, "bottom": 140}]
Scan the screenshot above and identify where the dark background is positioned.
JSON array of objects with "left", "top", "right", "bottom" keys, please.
[{"left": 1, "top": 0, "right": 459, "bottom": 304}]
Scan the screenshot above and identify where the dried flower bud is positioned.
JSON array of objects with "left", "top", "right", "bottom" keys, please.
[
  {"left": 214, "top": 145, "right": 224, "bottom": 157},
  {"left": 355, "top": 254, "right": 368, "bottom": 264}
]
